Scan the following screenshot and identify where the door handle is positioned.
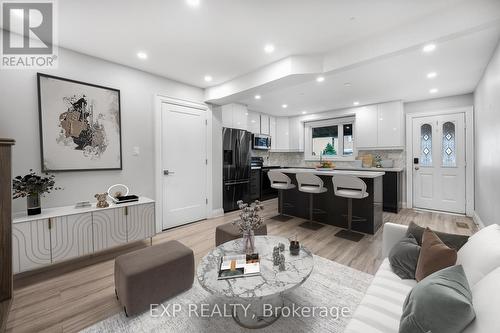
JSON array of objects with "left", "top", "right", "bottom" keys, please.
[
  {"left": 414, "top": 166, "right": 420, "bottom": 170},
  {"left": 163, "top": 170, "right": 175, "bottom": 175}
]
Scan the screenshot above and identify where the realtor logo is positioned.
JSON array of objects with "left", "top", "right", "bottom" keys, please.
[{"left": 1, "top": 0, "right": 57, "bottom": 68}]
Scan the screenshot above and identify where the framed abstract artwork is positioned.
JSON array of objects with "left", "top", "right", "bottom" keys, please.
[{"left": 37, "top": 73, "right": 122, "bottom": 171}]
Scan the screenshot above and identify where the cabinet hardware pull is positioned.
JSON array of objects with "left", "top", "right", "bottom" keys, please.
[
  {"left": 125, "top": 206, "right": 128, "bottom": 216},
  {"left": 48, "top": 218, "right": 52, "bottom": 229}
]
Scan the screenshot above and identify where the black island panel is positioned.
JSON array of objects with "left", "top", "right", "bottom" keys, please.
[{"left": 279, "top": 173, "right": 383, "bottom": 234}]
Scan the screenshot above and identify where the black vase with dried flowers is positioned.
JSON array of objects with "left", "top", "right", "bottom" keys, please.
[{"left": 12, "top": 169, "right": 62, "bottom": 215}]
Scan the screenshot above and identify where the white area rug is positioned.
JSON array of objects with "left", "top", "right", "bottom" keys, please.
[{"left": 82, "top": 256, "right": 373, "bottom": 333}]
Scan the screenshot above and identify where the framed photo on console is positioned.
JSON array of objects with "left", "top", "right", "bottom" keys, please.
[{"left": 37, "top": 73, "right": 122, "bottom": 171}]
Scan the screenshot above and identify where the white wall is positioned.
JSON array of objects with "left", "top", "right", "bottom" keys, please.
[
  {"left": 0, "top": 47, "right": 204, "bottom": 213},
  {"left": 474, "top": 39, "right": 500, "bottom": 227},
  {"left": 404, "top": 94, "right": 474, "bottom": 114}
]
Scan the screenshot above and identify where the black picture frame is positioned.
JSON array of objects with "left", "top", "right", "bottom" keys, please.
[{"left": 37, "top": 73, "right": 122, "bottom": 172}]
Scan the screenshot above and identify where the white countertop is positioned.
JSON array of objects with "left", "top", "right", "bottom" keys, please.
[
  {"left": 13, "top": 196, "right": 155, "bottom": 224},
  {"left": 276, "top": 168, "right": 385, "bottom": 178},
  {"left": 334, "top": 166, "right": 404, "bottom": 172}
]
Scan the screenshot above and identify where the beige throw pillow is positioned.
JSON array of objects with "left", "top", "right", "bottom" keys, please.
[{"left": 415, "top": 228, "right": 457, "bottom": 282}]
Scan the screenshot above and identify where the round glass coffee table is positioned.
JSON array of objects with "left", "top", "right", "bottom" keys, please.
[{"left": 197, "top": 235, "right": 314, "bottom": 328}]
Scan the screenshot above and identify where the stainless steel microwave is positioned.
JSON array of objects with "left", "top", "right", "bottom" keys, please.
[{"left": 252, "top": 134, "right": 271, "bottom": 150}]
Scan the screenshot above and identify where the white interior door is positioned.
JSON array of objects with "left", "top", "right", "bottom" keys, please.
[
  {"left": 412, "top": 113, "right": 466, "bottom": 214},
  {"left": 162, "top": 102, "right": 207, "bottom": 229}
]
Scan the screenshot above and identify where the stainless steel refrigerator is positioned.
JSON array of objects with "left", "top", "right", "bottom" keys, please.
[{"left": 223, "top": 127, "right": 252, "bottom": 212}]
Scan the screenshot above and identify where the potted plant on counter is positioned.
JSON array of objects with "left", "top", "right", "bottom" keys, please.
[{"left": 13, "top": 169, "right": 62, "bottom": 215}]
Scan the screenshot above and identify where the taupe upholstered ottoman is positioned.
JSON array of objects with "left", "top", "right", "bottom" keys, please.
[
  {"left": 114, "top": 240, "right": 194, "bottom": 316},
  {"left": 215, "top": 222, "right": 267, "bottom": 246}
]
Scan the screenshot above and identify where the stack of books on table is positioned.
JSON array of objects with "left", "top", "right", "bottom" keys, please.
[{"left": 218, "top": 254, "right": 260, "bottom": 280}]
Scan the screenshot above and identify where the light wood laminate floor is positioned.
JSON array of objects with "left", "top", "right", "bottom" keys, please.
[{"left": 5, "top": 199, "right": 476, "bottom": 332}]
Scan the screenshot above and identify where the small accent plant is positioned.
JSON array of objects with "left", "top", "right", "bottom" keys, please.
[
  {"left": 12, "top": 169, "right": 61, "bottom": 199},
  {"left": 232, "top": 200, "right": 264, "bottom": 233}
]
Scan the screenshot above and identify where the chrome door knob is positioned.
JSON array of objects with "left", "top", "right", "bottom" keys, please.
[{"left": 414, "top": 166, "right": 420, "bottom": 170}]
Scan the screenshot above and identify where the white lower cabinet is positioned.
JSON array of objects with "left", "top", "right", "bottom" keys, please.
[
  {"left": 92, "top": 208, "right": 128, "bottom": 252},
  {"left": 12, "top": 219, "right": 51, "bottom": 273},
  {"left": 12, "top": 199, "right": 155, "bottom": 273},
  {"left": 127, "top": 203, "right": 155, "bottom": 243},
  {"left": 51, "top": 213, "right": 93, "bottom": 264}
]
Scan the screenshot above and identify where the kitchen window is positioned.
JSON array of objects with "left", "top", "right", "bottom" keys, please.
[{"left": 304, "top": 117, "right": 355, "bottom": 161}]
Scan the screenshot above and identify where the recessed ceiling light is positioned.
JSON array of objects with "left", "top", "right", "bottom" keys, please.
[
  {"left": 429, "top": 88, "right": 438, "bottom": 94},
  {"left": 344, "top": 82, "right": 351, "bottom": 87},
  {"left": 302, "top": 111, "right": 307, "bottom": 114},
  {"left": 316, "top": 76, "right": 325, "bottom": 83},
  {"left": 254, "top": 94, "right": 261, "bottom": 100},
  {"left": 427, "top": 72, "right": 437, "bottom": 79},
  {"left": 353, "top": 101, "right": 360, "bottom": 106},
  {"left": 282, "top": 104, "right": 288, "bottom": 108},
  {"left": 137, "top": 52, "right": 148, "bottom": 60},
  {"left": 264, "top": 44, "right": 275, "bottom": 53},
  {"left": 204, "top": 75, "right": 213, "bottom": 82},
  {"left": 186, "top": 0, "right": 200, "bottom": 7},
  {"left": 422, "top": 43, "right": 436, "bottom": 53}
]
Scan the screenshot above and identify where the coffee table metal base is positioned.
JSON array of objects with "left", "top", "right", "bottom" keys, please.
[{"left": 232, "top": 295, "right": 284, "bottom": 329}]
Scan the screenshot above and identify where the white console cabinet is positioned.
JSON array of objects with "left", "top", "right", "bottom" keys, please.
[{"left": 12, "top": 197, "right": 155, "bottom": 273}]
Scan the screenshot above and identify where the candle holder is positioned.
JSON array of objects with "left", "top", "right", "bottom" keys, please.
[{"left": 289, "top": 235, "right": 300, "bottom": 256}]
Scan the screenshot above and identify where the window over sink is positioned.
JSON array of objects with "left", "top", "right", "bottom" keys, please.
[{"left": 304, "top": 117, "right": 355, "bottom": 161}]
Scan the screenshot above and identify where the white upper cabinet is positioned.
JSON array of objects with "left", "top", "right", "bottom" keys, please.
[
  {"left": 273, "top": 117, "right": 290, "bottom": 151},
  {"left": 260, "top": 114, "right": 270, "bottom": 135},
  {"left": 269, "top": 116, "right": 276, "bottom": 149},
  {"left": 247, "top": 111, "right": 261, "bottom": 134},
  {"left": 377, "top": 101, "right": 404, "bottom": 148},
  {"left": 356, "top": 105, "right": 378, "bottom": 149},
  {"left": 232, "top": 104, "right": 248, "bottom": 130},
  {"left": 221, "top": 103, "right": 248, "bottom": 130},
  {"left": 288, "top": 116, "right": 304, "bottom": 151},
  {"left": 356, "top": 101, "right": 404, "bottom": 149},
  {"left": 221, "top": 104, "right": 233, "bottom": 128}
]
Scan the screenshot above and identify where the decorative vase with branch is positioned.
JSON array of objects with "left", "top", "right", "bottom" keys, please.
[
  {"left": 12, "top": 169, "right": 62, "bottom": 215},
  {"left": 232, "top": 200, "right": 264, "bottom": 254}
]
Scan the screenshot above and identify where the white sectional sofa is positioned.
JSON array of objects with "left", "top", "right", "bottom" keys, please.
[{"left": 345, "top": 222, "right": 500, "bottom": 333}]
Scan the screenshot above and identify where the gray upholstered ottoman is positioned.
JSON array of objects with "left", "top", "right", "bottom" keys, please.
[
  {"left": 114, "top": 240, "right": 194, "bottom": 316},
  {"left": 215, "top": 222, "right": 267, "bottom": 246}
]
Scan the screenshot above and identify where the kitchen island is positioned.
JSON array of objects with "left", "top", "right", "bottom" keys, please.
[{"left": 275, "top": 168, "right": 384, "bottom": 234}]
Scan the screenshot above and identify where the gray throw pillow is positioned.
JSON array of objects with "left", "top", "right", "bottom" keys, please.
[
  {"left": 399, "top": 265, "right": 475, "bottom": 333},
  {"left": 405, "top": 222, "right": 469, "bottom": 251},
  {"left": 389, "top": 235, "right": 421, "bottom": 279}
]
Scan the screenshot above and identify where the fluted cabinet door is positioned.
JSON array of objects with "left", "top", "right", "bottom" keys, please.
[
  {"left": 50, "top": 213, "right": 93, "bottom": 264},
  {"left": 92, "top": 208, "right": 127, "bottom": 252},
  {"left": 12, "top": 219, "right": 51, "bottom": 273},
  {"left": 127, "top": 203, "right": 155, "bottom": 242}
]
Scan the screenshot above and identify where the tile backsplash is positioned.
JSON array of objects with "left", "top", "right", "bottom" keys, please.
[{"left": 253, "top": 150, "right": 405, "bottom": 168}]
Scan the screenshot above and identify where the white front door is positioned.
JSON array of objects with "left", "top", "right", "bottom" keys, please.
[
  {"left": 412, "top": 113, "right": 466, "bottom": 214},
  {"left": 162, "top": 102, "right": 207, "bottom": 229}
]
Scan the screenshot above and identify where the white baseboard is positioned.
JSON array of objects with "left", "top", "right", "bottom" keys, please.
[
  {"left": 472, "top": 211, "right": 485, "bottom": 229},
  {"left": 211, "top": 208, "right": 224, "bottom": 218}
]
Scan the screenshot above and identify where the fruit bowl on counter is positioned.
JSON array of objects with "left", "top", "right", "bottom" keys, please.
[{"left": 315, "top": 161, "right": 336, "bottom": 171}]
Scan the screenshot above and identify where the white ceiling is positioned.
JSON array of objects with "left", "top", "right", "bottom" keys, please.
[
  {"left": 55, "top": 0, "right": 470, "bottom": 88},
  {"left": 14, "top": 0, "right": 500, "bottom": 116},
  {"left": 236, "top": 26, "right": 500, "bottom": 116}
]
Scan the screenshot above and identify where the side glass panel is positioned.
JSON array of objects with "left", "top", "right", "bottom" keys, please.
[
  {"left": 312, "top": 125, "right": 338, "bottom": 156},
  {"left": 420, "top": 123, "right": 432, "bottom": 167},
  {"left": 442, "top": 121, "right": 456, "bottom": 167},
  {"left": 343, "top": 124, "right": 354, "bottom": 156}
]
